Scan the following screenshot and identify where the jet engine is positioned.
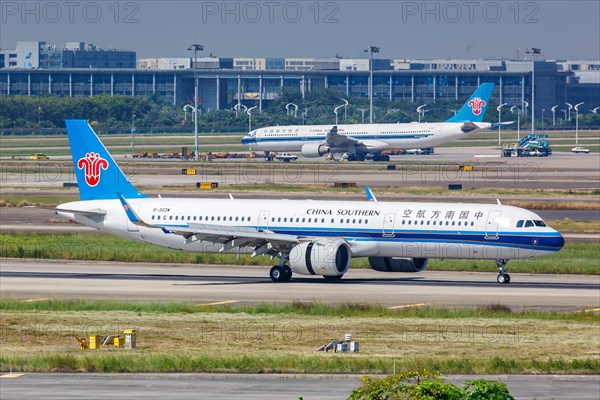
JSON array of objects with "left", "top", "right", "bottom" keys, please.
[
  {"left": 368, "top": 257, "right": 428, "bottom": 273},
  {"left": 301, "top": 143, "right": 330, "bottom": 158},
  {"left": 289, "top": 239, "right": 351, "bottom": 277}
]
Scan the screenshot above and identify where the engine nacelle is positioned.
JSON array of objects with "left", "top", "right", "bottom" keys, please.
[
  {"left": 368, "top": 257, "right": 428, "bottom": 273},
  {"left": 289, "top": 239, "right": 351, "bottom": 277},
  {"left": 301, "top": 143, "right": 330, "bottom": 158}
]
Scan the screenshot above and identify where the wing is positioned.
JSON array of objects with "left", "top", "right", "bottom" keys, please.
[
  {"left": 325, "top": 126, "right": 388, "bottom": 151},
  {"left": 325, "top": 126, "right": 359, "bottom": 147},
  {"left": 117, "top": 194, "right": 299, "bottom": 257}
]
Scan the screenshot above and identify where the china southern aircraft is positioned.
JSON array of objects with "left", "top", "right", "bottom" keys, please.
[
  {"left": 242, "top": 83, "right": 501, "bottom": 161},
  {"left": 56, "top": 120, "right": 563, "bottom": 284}
]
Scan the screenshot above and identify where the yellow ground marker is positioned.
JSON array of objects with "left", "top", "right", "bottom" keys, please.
[
  {"left": 582, "top": 308, "right": 600, "bottom": 313},
  {"left": 387, "top": 303, "right": 427, "bottom": 310},
  {"left": 196, "top": 300, "right": 239, "bottom": 307},
  {"left": 22, "top": 298, "right": 51, "bottom": 302},
  {"left": 1, "top": 373, "right": 24, "bottom": 378}
]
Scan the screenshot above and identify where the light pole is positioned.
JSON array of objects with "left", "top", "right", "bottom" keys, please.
[
  {"left": 574, "top": 102, "right": 584, "bottom": 145},
  {"left": 551, "top": 105, "right": 558, "bottom": 126},
  {"left": 334, "top": 103, "right": 344, "bottom": 125},
  {"left": 130, "top": 114, "right": 136, "bottom": 155},
  {"left": 522, "top": 100, "right": 529, "bottom": 135},
  {"left": 234, "top": 103, "right": 247, "bottom": 118},
  {"left": 358, "top": 108, "right": 368, "bottom": 124},
  {"left": 341, "top": 98, "right": 349, "bottom": 120},
  {"left": 285, "top": 103, "right": 298, "bottom": 118},
  {"left": 497, "top": 103, "right": 508, "bottom": 145},
  {"left": 183, "top": 104, "right": 195, "bottom": 123},
  {"left": 416, "top": 104, "right": 428, "bottom": 123},
  {"left": 247, "top": 106, "right": 257, "bottom": 133},
  {"left": 542, "top": 108, "right": 545, "bottom": 132},
  {"left": 511, "top": 106, "right": 521, "bottom": 141},
  {"left": 188, "top": 43, "right": 204, "bottom": 161},
  {"left": 302, "top": 108, "right": 308, "bottom": 125},
  {"left": 591, "top": 107, "right": 599, "bottom": 114},
  {"left": 364, "top": 45, "right": 379, "bottom": 124},
  {"left": 565, "top": 102, "right": 573, "bottom": 121},
  {"left": 38, "top": 106, "right": 42, "bottom": 126},
  {"left": 526, "top": 48, "right": 541, "bottom": 135}
]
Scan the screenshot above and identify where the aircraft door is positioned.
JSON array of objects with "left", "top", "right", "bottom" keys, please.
[
  {"left": 382, "top": 213, "right": 396, "bottom": 237},
  {"left": 485, "top": 210, "right": 502, "bottom": 240},
  {"left": 258, "top": 210, "right": 270, "bottom": 231}
]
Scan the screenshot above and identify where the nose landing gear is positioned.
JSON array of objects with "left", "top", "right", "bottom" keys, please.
[{"left": 496, "top": 259, "right": 511, "bottom": 284}]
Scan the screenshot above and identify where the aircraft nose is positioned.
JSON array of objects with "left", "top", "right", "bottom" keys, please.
[{"left": 545, "top": 232, "right": 565, "bottom": 250}]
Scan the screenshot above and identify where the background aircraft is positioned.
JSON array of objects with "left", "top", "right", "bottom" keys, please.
[{"left": 242, "top": 83, "right": 501, "bottom": 161}]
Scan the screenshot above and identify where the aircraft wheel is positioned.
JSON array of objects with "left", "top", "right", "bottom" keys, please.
[
  {"left": 282, "top": 266, "right": 293, "bottom": 282},
  {"left": 496, "top": 274, "right": 510, "bottom": 284},
  {"left": 270, "top": 266, "right": 284, "bottom": 282}
]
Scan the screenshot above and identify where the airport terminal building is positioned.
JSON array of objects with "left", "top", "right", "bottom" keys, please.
[{"left": 1, "top": 42, "right": 598, "bottom": 118}]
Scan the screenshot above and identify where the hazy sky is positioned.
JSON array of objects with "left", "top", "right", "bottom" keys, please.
[{"left": 1, "top": 0, "right": 599, "bottom": 60}]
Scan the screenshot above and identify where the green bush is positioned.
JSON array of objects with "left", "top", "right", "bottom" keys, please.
[{"left": 347, "top": 370, "right": 514, "bottom": 400}]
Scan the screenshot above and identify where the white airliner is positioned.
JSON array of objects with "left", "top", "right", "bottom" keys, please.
[
  {"left": 242, "top": 83, "right": 504, "bottom": 161},
  {"left": 56, "top": 120, "right": 564, "bottom": 284}
]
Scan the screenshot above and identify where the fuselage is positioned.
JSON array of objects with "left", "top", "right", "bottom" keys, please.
[
  {"left": 58, "top": 198, "right": 564, "bottom": 261},
  {"left": 241, "top": 122, "right": 491, "bottom": 153}
]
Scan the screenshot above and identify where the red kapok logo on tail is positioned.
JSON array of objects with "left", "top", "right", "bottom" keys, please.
[
  {"left": 77, "top": 152, "right": 108, "bottom": 187},
  {"left": 468, "top": 97, "right": 487, "bottom": 115}
]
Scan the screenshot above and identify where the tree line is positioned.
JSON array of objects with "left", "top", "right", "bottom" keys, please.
[{"left": 1, "top": 92, "right": 598, "bottom": 132}]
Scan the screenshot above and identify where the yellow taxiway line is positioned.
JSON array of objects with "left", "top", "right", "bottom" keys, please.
[
  {"left": 195, "top": 300, "right": 239, "bottom": 307},
  {"left": 387, "top": 303, "right": 428, "bottom": 310}
]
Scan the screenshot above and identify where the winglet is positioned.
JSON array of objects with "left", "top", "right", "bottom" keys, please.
[
  {"left": 365, "top": 186, "right": 378, "bottom": 202},
  {"left": 117, "top": 193, "right": 154, "bottom": 228}
]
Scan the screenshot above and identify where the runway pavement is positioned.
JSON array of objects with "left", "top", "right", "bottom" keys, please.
[
  {"left": 1, "top": 260, "right": 598, "bottom": 311},
  {"left": 0, "top": 373, "right": 598, "bottom": 400}
]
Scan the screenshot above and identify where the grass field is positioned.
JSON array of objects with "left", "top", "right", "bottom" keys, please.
[
  {"left": 1, "top": 300, "right": 598, "bottom": 374},
  {"left": 1, "top": 233, "right": 598, "bottom": 275}
]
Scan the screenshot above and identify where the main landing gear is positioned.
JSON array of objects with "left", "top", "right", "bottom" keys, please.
[
  {"left": 496, "top": 259, "right": 511, "bottom": 284},
  {"left": 269, "top": 265, "right": 292, "bottom": 282}
]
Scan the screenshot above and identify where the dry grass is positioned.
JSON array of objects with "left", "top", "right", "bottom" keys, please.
[{"left": 1, "top": 308, "right": 598, "bottom": 373}]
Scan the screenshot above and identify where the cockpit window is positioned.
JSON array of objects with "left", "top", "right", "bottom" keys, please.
[
  {"left": 516, "top": 220, "right": 524, "bottom": 228},
  {"left": 534, "top": 220, "right": 547, "bottom": 227},
  {"left": 525, "top": 220, "right": 534, "bottom": 227}
]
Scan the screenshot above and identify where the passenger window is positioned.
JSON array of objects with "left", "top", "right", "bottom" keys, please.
[
  {"left": 322, "top": 218, "right": 325, "bottom": 223},
  {"left": 471, "top": 221, "right": 474, "bottom": 226},
  {"left": 408, "top": 220, "right": 411, "bottom": 225},
  {"left": 302, "top": 218, "right": 305, "bottom": 223},
  {"left": 151, "top": 215, "right": 155, "bottom": 220},
  {"left": 277, "top": 217, "right": 281, "bottom": 222},
  {"left": 284, "top": 218, "right": 287, "bottom": 222},
  {"left": 235, "top": 217, "right": 238, "bottom": 221},
  {"left": 211, "top": 216, "right": 215, "bottom": 221},
  {"left": 516, "top": 220, "right": 524, "bottom": 228}
]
